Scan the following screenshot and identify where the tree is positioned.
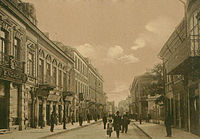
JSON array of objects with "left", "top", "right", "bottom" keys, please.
[{"left": 147, "top": 63, "right": 165, "bottom": 105}]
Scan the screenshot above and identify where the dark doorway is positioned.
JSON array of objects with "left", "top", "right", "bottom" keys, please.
[
  {"left": 59, "top": 105, "right": 62, "bottom": 123},
  {"left": 189, "top": 86, "right": 200, "bottom": 136},
  {"left": 46, "top": 104, "right": 50, "bottom": 125},
  {"left": 0, "top": 82, "right": 8, "bottom": 129},
  {"left": 38, "top": 103, "right": 43, "bottom": 127}
]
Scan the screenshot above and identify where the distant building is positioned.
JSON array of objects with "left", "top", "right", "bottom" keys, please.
[
  {"left": 129, "top": 73, "right": 160, "bottom": 119},
  {"left": 106, "top": 101, "right": 115, "bottom": 115}
]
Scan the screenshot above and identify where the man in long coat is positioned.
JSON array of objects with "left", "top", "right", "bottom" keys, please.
[
  {"left": 50, "top": 111, "right": 55, "bottom": 132},
  {"left": 113, "top": 111, "right": 121, "bottom": 138},
  {"left": 121, "top": 113, "right": 130, "bottom": 133},
  {"left": 102, "top": 114, "right": 107, "bottom": 129},
  {"left": 165, "top": 114, "right": 172, "bottom": 137}
]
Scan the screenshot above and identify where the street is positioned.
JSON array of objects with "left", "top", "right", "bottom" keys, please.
[{"left": 45, "top": 122, "right": 148, "bottom": 139}]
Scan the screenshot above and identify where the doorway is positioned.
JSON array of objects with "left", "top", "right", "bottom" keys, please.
[{"left": 0, "top": 82, "right": 8, "bottom": 129}]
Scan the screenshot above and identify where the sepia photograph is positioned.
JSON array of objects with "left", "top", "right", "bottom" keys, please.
[{"left": 0, "top": 0, "right": 199, "bottom": 138}]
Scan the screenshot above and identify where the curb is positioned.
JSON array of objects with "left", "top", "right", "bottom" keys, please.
[
  {"left": 132, "top": 122, "right": 152, "bottom": 139},
  {"left": 40, "top": 120, "right": 102, "bottom": 139}
]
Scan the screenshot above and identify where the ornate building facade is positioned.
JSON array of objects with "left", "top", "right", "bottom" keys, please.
[
  {"left": 0, "top": 0, "right": 74, "bottom": 131},
  {"left": 159, "top": 0, "right": 200, "bottom": 136}
]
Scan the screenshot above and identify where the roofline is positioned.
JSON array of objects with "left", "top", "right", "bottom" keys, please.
[{"left": 3, "top": 0, "right": 74, "bottom": 64}]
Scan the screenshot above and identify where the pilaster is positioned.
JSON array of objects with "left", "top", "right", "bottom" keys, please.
[{"left": 43, "top": 98, "right": 47, "bottom": 126}]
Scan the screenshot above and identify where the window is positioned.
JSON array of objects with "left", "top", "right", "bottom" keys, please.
[
  {"left": 63, "top": 72, "right": 67, "bottom": 90},
  {"left": 190, "top": 11, "right": 200, "bottom": 56},
  {"left": 28, "top": 52, "right": 34, "bottom": 76},
  {"left": 0, "top": 30, "right": 6, "bottom": 61},
  {"left": 38, "top": 59, "right": 44, "bottom": 83},
  {"left": 46, "top": 63, "right": 51, "bottom": 76},
  {"left": 53, "top": 67, "right": 57, "bottom": 85},
  {"left": 13, "top": 38, "right": 20, "bottom": 60},
  {"left": 58, "top": 70, "right": 62, "bottom": 87}
]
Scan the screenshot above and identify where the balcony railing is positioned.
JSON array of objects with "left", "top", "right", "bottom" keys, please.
[{"left": 0, "top": 53, "right": 24, "bottom": 72}]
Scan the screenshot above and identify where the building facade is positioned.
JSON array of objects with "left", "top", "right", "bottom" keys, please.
[
  {"left": 0, "top": 0, "right": 74, "bottom": 130},
  {"left": 129, "top": 73, "right": 164, "bottom": 120},
  {"left": 0, "top": 0, "right": 106, "bottom": 131},
  {"left": 159, "top": 0, "right": 200, "bottom": 136}
]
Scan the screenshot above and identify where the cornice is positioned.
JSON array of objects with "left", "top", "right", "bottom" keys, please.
[{"left": 1, "top": 0, "right": 74, "bottom": 64}]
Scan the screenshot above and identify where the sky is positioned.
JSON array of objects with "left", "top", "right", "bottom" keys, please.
[{"left": 24, "top": 0, "right": 184, "bottom": 105}]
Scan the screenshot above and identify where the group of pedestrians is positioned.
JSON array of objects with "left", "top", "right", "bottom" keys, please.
[{"left": 103, "top": 111, "right": 130, "bottom": 138}]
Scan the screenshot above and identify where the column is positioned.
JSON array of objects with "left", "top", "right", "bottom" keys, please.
[
  {"left": 18, "top": 84, "right": 25, "bottom": 130},
  {"left": 35, "top": 96, "right": 39, "bottom": 128},
  {"left": 60, "top": 104, "right": 63, "bottom": 124},
  {"left": 56, "top": 103, "right": 58, "bottom": 124},
  {"left": 43, "top": 99, "right": 47, "bottom": 126},
  {"left": 187, "top": 86, "right": 190, "bottom": 132},
  {"left": 173, "top": 97, "right": 176, "bottom": 127},
  {"left": 198, "top": 83, "right": 200, "bottom": 127},
  {"left": 178, "top": 93, "right": 181, "bottom": 128},
  {"left": 50, "top": 101, "right": 53, "bottom": 114}
]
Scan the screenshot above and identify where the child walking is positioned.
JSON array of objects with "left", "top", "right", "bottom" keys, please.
[{"left": 107, "top": 119, "right": 113, "bottom": 137}]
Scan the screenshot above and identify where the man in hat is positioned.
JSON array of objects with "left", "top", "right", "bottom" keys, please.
[{"left": 113, "top": 111, "right": 121, "bottom": 138}]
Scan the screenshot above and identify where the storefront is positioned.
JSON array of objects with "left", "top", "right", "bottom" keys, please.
[{"left": 189, "top": 84, "right": 200, "bottom": 136}]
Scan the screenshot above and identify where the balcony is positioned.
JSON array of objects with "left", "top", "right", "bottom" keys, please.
[
  {"left": 0, "top": 53, "right": 27, "bottom": 83},
  {"left": 159, "top": 19, "right": 200, "bottom": 75},
  {"left": 39, "top": 74, "right": 56, "bottom": 90}
]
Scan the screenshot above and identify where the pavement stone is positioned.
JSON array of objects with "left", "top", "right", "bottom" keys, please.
[
  {"left": 134, "top": 121, "right": 200, "bottom": 139},
  {"left": 0, "top": 120, "right": 101, "bottom": 139}
]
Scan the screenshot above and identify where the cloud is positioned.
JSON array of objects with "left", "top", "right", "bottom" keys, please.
[
  {"left": 145, "top": 17, "right": 174, "bottom": 35},
  {"left": 107, "top": 45, "right": 124, "bottom": 59},
  {"left": 131, "top": 38, "right": 146, "bottom": 50},
  {"left": 118, "top": 54, "right": 139, "bottom": 63},
  {"left": 106, "top": 45, "right": 139, "bottom": 64},
  {"left": 76, "top": 43, "right": 95, "bottom": 58},
  {"left": 111, "top": 82, "right": 128, "bottom": 93}
]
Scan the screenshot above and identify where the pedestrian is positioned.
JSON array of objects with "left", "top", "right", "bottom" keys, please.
[
  {"left": 79, "top": 113, "right": 83, "bottom": 126},
  {"left": 50, "top": 111, "right": 55, "bottom": 132},
  {"left": 121, "top": 113, "right": 130, "bottom": 133},
  {"left": 147, "top": 113, "right": 151, "bottom": 123},
  {"left": 107, "top": 119, "right": 113, "bottom": 137},
  {"left": 139, "top": 114, "right": 142, "bottom": 124},
  {"left": 39, "top": 114, "right": 44, "bottom": 129},
  {"left": 113, "top": 111, "right": 121, "bottom": 138},
  {"left": 87, "top": 113, "right": 90, "bottom": 123},
  {"left": 24, "top": 116, "right": 28, "bottom": 129},
  {"left": 165, "top": 115, "right": 172, "bottom": 137},
  {"left": 135, "top": 113, "right": 138, "bottom": 121},
  {"left": 71, "top": 111, "right": 75, "bottom": 125},
  {"left": 103, "top": 114, "right": 107, "bottom": 129}
]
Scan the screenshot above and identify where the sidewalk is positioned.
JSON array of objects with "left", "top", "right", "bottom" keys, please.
[
  {"left": 0, "top": 120, "right": 101, "bottom": 139},
  {"left": 133, "top": 121, "right": 200, "bottom": 139}
]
